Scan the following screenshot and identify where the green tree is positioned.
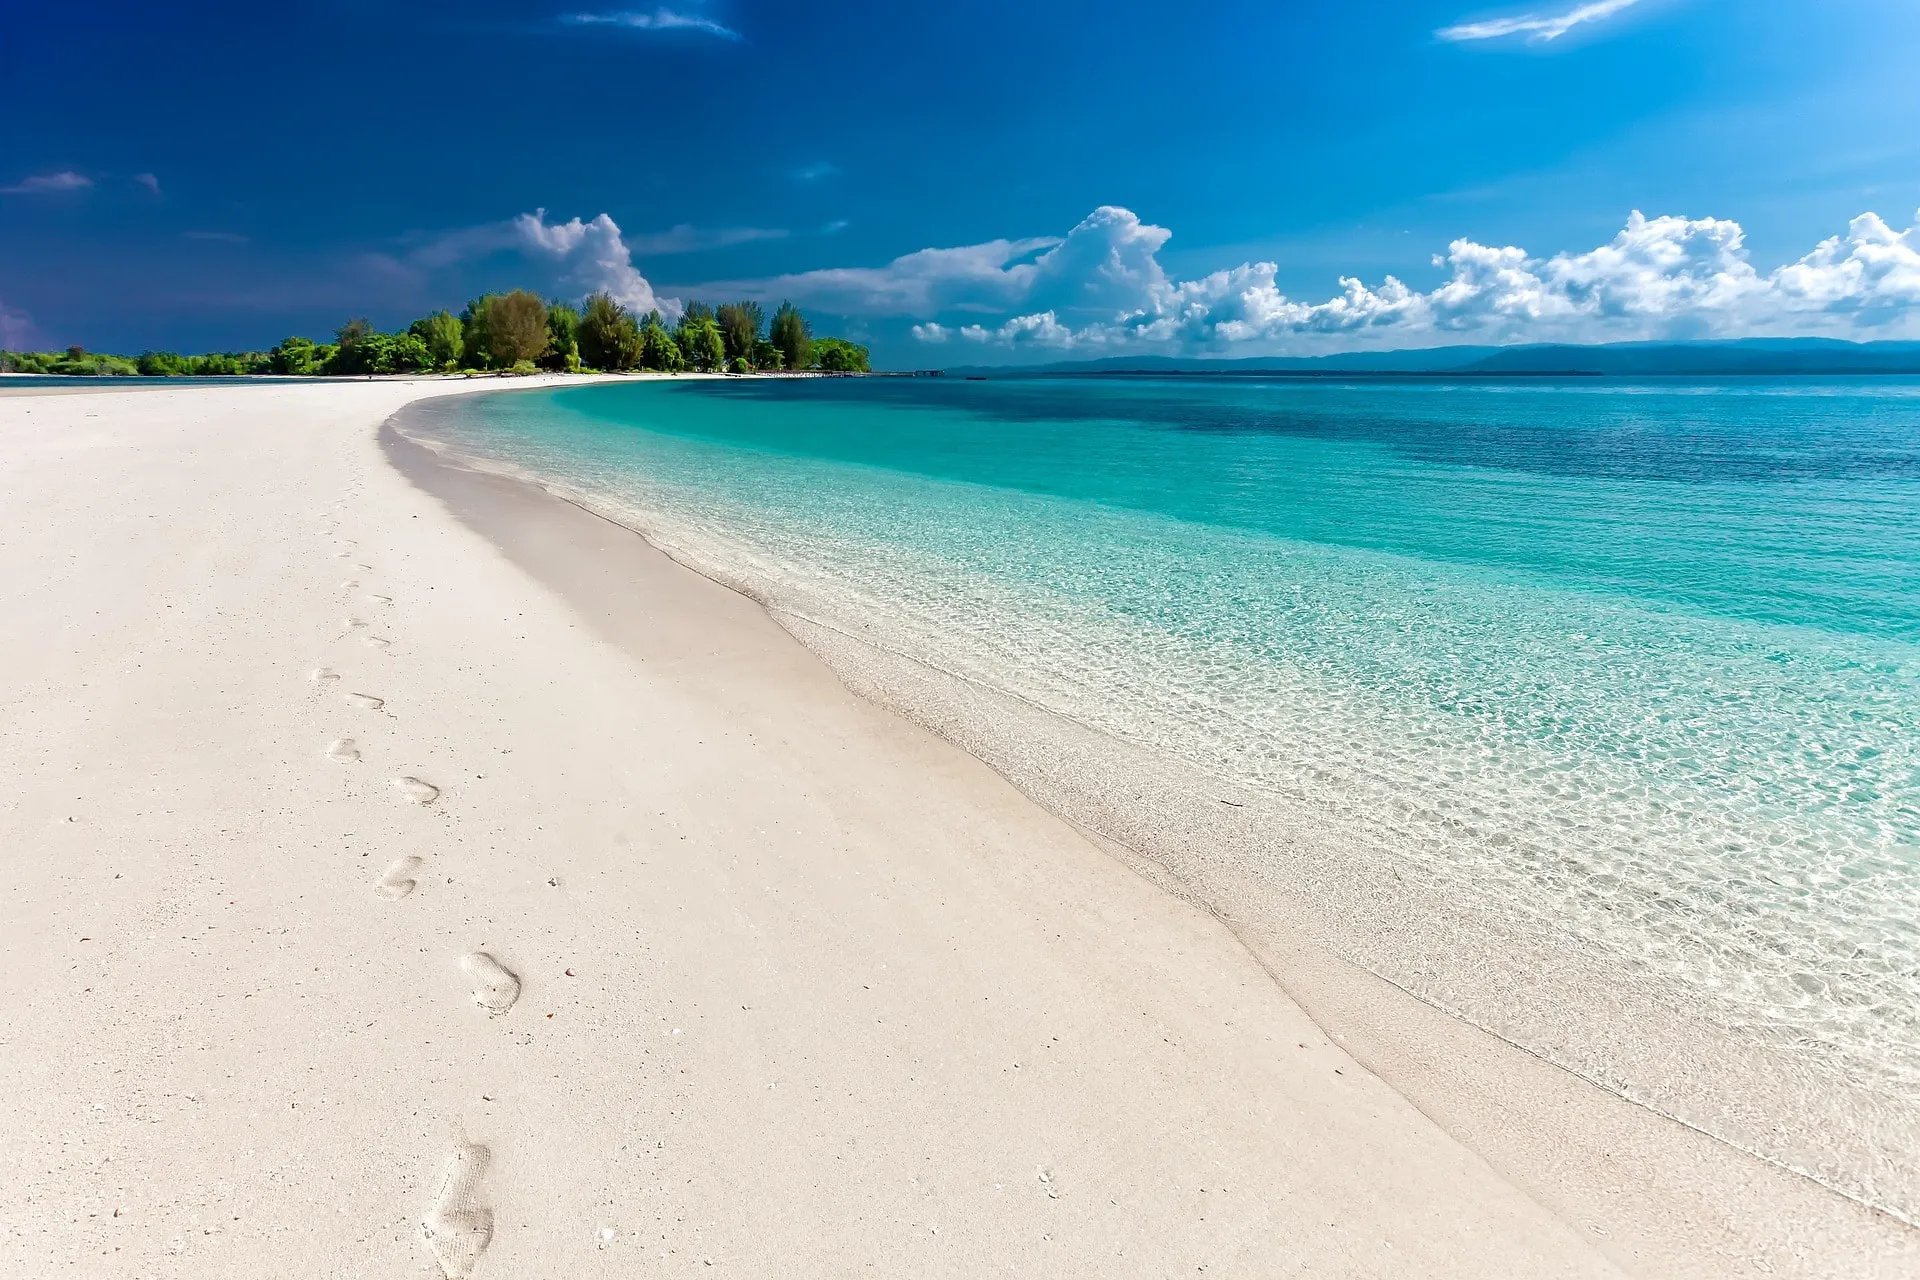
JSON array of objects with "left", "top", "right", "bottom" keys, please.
[
  {"left": 270, "top": 336, "right": 320, "bottom": 375},
  {"left": 578, "top": 291, "right": 642, "bottom": 371},
  {"left": 391, "top": 332, "right": 431, "bottom": 373},
  {"left": 328, "top": 329, "right": 402, "bottom": 375},
  {"left": 460, "top": 295, "right": 496, "bottom": 369},
  {"left": 485, "top": 290, "right": 550, "bottom": 367},
  {"left": 676, "top": 314, "right": 726, "bottom": 372},
  {"left": 138, "top": 351, "right": 190, "bottom": 376},
  {"left": 409, "top": 310, "right": 465, "bottom": 370},
  {"left": 543, "top": 302, "right": 581, "bottom": 371},
  {"left": 335, "top": 316, "right": 375, "bottom": 350},
  {"left": 639, "top": 314, "right": 683, "bottom": 371},
  {"left": 769, "top": 301, "right": 812, "bottom": 370},
  {"left": 810, "top": 337, "right": 871, "bottom": 373},
  {"left": 716, "top": 301, "right": 764, "bottom": 366},
  {"left": 752, "top": 338, "right": 780, "bottom": 370}
]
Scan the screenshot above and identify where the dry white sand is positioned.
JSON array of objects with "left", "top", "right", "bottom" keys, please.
[{"left": 0, "top": 380, "right": 1910, "bottom": 1277}]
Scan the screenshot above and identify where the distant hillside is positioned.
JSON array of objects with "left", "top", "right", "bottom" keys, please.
[
  {"left": 1460, "top": 338, "right": 1920, "bottom": 375},
  {"left": 942, "top": 337, "right": 1920, "bottom": 377}
]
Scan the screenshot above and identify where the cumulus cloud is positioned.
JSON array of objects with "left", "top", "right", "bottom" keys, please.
[
  {"left": 0, "top": 171, "right": 92, "bottom": 195},
  {"left": 563, "top": 8, "right": 739, "bottom": 39},
  {"left": 884, "top": 205, "right": 1920, "bottom": 353},
  {"left": 404, "top": 209, "right": 680, "bottom": 317},
  {"left": 709, "top": 207, "right": 1225, "bottom": 325},
  {"left": 1438, "top": 0, "right": 1641, "bottom": 43},
  {"left": 913, "top": 312, "right": 1078, "bottom": 348},
  {"left": 511, "top": 211, "right": 678, "bottom": 317}
]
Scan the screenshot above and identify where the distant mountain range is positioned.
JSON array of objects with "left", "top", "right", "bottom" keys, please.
[{"left": 938, "top": 337, "right": 1920, "bottom": 377}]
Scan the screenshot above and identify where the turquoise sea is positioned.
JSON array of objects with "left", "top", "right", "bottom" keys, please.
[{"left": 411, "top": 374, "right": 1920, "bottom": 1216}]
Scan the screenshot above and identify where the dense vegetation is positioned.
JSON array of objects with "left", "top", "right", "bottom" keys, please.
[{"left": 0, "top": 292, "right": 871, "bottom": 377}]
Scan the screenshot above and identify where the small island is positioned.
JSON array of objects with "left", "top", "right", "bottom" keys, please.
[{"left": 0, "top": 290, "right": 871, "bottom": 378}]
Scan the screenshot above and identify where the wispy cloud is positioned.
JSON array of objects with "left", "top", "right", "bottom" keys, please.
[
  {"left": 792, "top": 161, "right": 839, "bottom": 183},
  {"left": 626, "top": 224, "right": 786, "bottom": 255},
  {"left": 562, "top": 8, "right": 740, "bottom": 39},
  {"left": 134, "top": 172, "right": 161, "bottom": 195},
  {"left": 0, "top": 171, "right": 92, "bottom": 196},
  {"left": 0, "top": 295, "right": 33, "bottom": 348},
  {"left": 1438, "top": 0, "right": 1641, "bottom": 43},
  {"left": 687, "top": 233, "right": 1064, "bottom": 315},
  {"left": 407, "top": 216, "right": 772, "bottom": 266}
]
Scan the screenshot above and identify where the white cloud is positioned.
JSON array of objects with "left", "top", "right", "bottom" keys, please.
[
  {"left": 911, "top": 313, "right": 1080, "bottom": 347},
  {"left": 1438, "top": 0, "right": 1641, "bottom": 43},
  {"left": 134, "top": 172, "right": 161, "bottom": 195},
  {"left": 697, "top": 234, "right": 1063, "bottom": 314},
  {"left": 696, "top": 207, "right": 1191, "bottom": 318},
  {"left": 883, "top": 205, "right": 1920, "bottom": 353},
  {"left": 402, "top": 209, "right": 680, "bottom": 317},
  {"left": 511, "top": 211, "right": 679, "bottom": 317},
  {"left": 0, "top": 171, "right": 92, "bottom": 196},
  {"left": 563, "top": 8, "right": 739, "bottom": 39}
]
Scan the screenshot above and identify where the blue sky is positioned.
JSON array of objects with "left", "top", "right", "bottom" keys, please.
[{"left": 3, "top": 0, "right": 1919, "bottom": 364}]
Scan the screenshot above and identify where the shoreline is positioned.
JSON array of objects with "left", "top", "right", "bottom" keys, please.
[
  {"left": 0, "top": 379, "right": 1908, "bottom": 1276},
  {"left": 392, "top": 382, "right": 1920, "bottom": 1274}
]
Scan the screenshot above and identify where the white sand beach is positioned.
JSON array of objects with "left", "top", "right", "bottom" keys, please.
[{"left": 1, "top": 380, "right": 1912, "bottom": 1278}]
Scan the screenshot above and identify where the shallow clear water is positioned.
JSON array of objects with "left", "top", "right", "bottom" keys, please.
[{"left": 420, "top": 374, "right": 1920, "bottom": 1210}]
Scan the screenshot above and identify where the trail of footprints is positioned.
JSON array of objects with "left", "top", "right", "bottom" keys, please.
[{"left": 312, "top": 505, "right": 517, "bottom": 1276}]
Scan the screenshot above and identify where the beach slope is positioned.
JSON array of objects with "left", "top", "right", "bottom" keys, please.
[{"left": 0, "top": 380, "right": 1700, "bottom": 1275}]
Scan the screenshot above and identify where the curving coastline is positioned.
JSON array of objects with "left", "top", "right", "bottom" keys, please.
[{"left": 393, "top": 380, "right": 1920, "bottom": 1272}]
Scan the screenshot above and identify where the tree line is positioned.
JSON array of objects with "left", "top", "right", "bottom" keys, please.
[{"left": 0, "top": 290, "right": 870, "bottom": 377}]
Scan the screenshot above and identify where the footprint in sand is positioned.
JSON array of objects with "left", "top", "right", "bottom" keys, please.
[
  {"left": 343, "top": 692, "right": 386, "bottom": 711},
  {"left": 422, "top": 1143, "right": 493, "bottom": 1278},
  {"left": 325, "top": 738, "right": 360, "bottom": 763},
  {"left": 310, "top": 667, "right": 340, "bottom": 684},
  {"left": 393, "top": 776, "right": 439, "bottom": 804},
  {"left": 363, "top": 635, "right": 391, "bottom": 650},
  {"left": 368, "top": 594, "right": 393, "bottom": 606},
  {"left": 377, "top": 856, "right": 422, "bottom": 899},
  {"left": 460, "top": 952, "right": 520, "bottom": 1016}
]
